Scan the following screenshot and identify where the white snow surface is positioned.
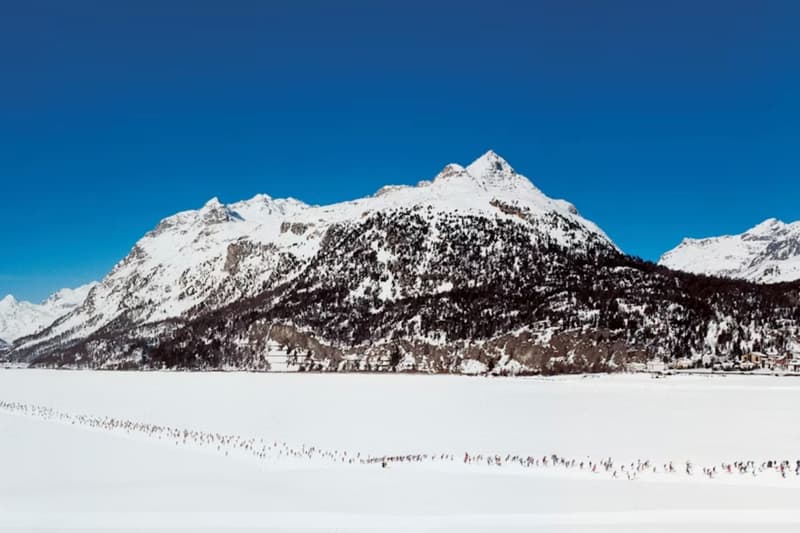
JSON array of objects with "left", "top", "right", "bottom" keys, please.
[
  {"left": 2, "top": 371, "right": 800, "bottom": 532},
  {"left": 0, "top": 282, "right": 97, "bottom": 343},
  {"left": 659, "top": 218, "right": 800, "bottom": 282},
  {"left": 16, "top": 150, "right": 616, "bottom": 351}
]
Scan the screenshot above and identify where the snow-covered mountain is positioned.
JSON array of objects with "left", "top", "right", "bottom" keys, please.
[
  {"left": 659, "top": 218, "right": 800, "bottom": 283},
  {"left": 0, "top": 282, "right": 97, "bottom": 343},
  {"left": 8, "top": 151, "right": 800, "bottom": 373},
  {"left": 13, "top": 151, "right": 614, "bottom": 361}
]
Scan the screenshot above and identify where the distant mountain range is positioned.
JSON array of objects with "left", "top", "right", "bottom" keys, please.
[
  {"left": 2, "top": 151, "right": 799, "bottom": 372},
  {"left": 659, "top": 218, "right": 800, "bottom": 283},
  {"left": 0, "top": 283, "right": 97, "bottom": 344}
]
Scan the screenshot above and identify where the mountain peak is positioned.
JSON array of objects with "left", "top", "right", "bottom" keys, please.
[
  {"left": 746, "top": 218, "right": 785, "bottom": 236},
  {"left": 466, "top": 150, "right": 515, "bottom": 179},
  {"left": 248, "top": 193, "right": 273, "bottom": 204},
  {"left": 199, "top": 197, "right": 241, "bottom": 224},
  {"left": 432, "top": 163, "right": 468, "bottom": 181},
  {"left": 430, "top": 152, "right": 519, "bottom": 191},
  {"left": 202, "top": 197, "right": 224, "bottom": 209},
  {"left": 1, "top": 295, "right": 16, "bottom": 306}
]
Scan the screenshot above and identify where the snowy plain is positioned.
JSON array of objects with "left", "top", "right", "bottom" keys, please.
[{"left": 2, "top": 370, "right": 800, "bottom": 532}]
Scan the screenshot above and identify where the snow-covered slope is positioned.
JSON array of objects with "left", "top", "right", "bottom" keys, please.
[
  {"left": 298, "top": 150, "right": 613, "bottom": 247},
  {"left": 14, "top": 150, "right": 615, "bottom": 358},
  {"left": 659, "top": 218, "right": 800, "bottom": 283},
  {"left": 21, "top": 194, "right": 311, "bottom": 347},
  {"left": 0, "top": 282, "right": 97, "bottom": 343},
  {"left": 7, "top": 372, "right": 800, "bottom": 532}
]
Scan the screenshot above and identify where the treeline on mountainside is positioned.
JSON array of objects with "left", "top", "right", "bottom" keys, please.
[{"left": 22, "top": 209, "right": 800, "bottom": 372}]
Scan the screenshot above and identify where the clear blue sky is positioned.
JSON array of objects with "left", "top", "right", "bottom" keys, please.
[{"left": 1, "top": 0, "right": 798, "bottom": 302}]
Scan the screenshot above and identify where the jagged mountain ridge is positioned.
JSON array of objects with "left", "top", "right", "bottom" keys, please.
[
  {"left": 8, "top": 151, "right": 800, "bottom": 372},
  {"left": 0, "top": 282, "right": 97, "bottom": 343},
  {"left": 659, "top": 218, "right": 800, "bottom": 283}
]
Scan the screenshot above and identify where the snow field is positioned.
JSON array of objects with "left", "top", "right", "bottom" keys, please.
[
  {"left": 1, "top": 397, "right": 798, "bottom": 485},
  {"left": 4, "top": 370, "right": 800, "bottom": 532}
]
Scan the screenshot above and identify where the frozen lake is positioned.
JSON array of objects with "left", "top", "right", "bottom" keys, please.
[{"left": 2, "top": 370, "right": 800, "bottom": 532}]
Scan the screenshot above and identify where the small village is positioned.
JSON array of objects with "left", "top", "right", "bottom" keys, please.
[
  {"left": 627, "top": 348, "right": 800, "bottom": 376},
  {"left": 261, "top": 338, "right": 800, "bottom": 377}
]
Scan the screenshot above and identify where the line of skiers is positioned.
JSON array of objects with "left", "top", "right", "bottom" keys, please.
[
  {"left": 0, "top": 399, "right": 363, "bottom": 466},
  {"left": 3, "top": 399, "right": 800, "bottom": 482}
]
